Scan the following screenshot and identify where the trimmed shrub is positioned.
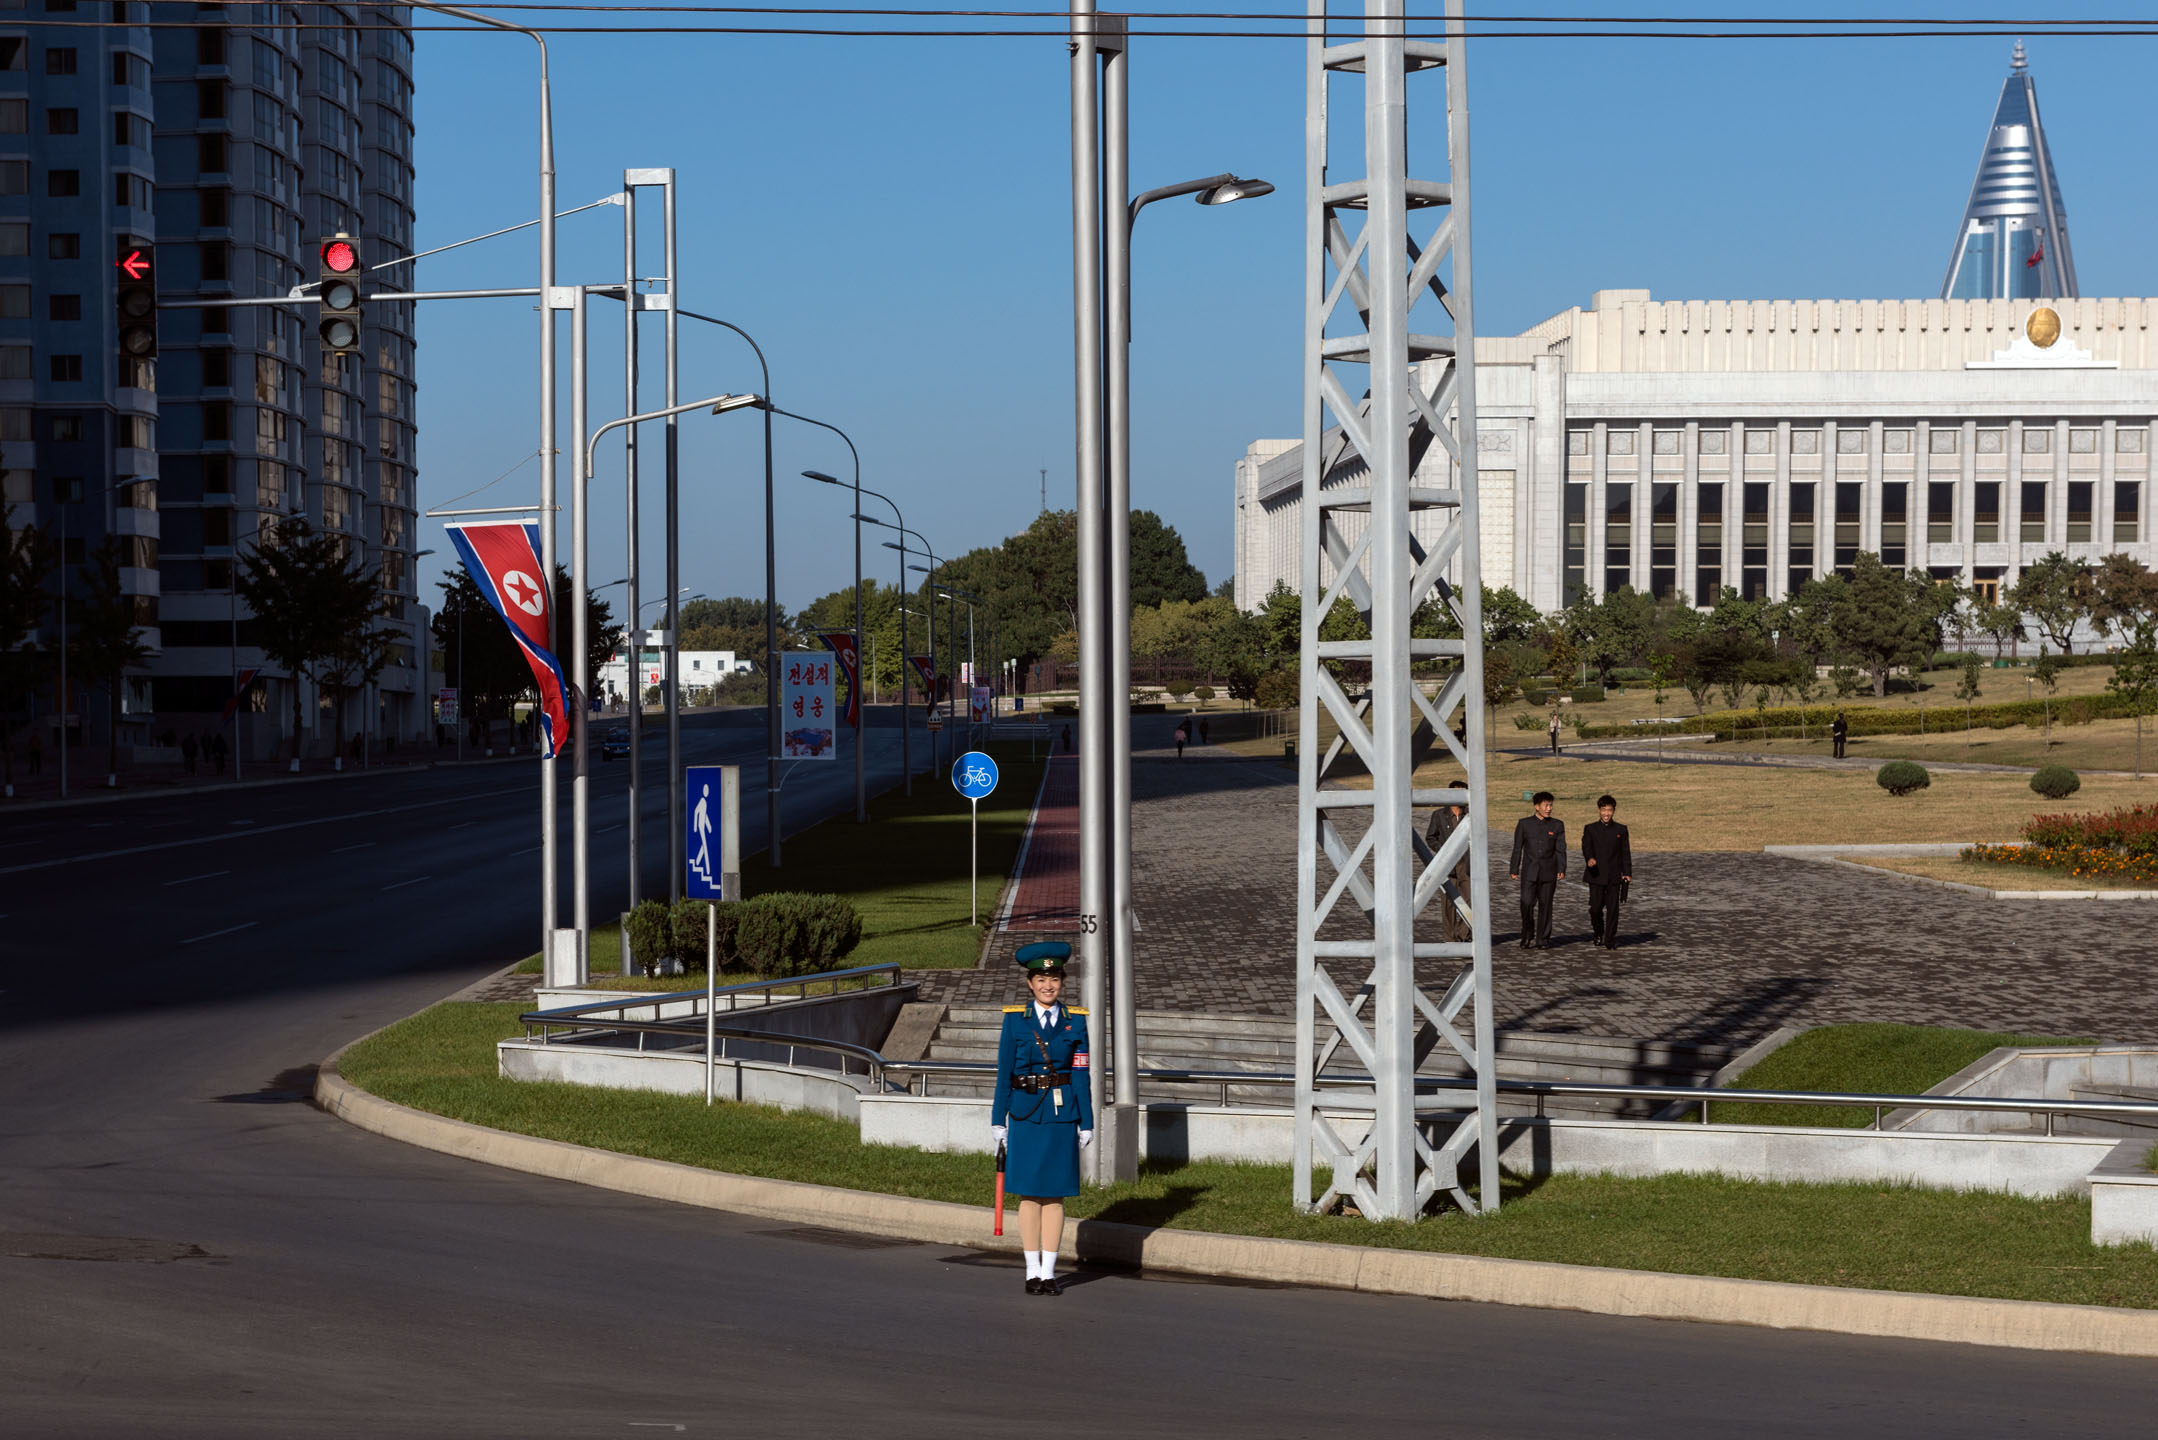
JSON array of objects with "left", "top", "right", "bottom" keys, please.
[
  {"left": 1877, "top": 760, "right": 1931, "bottom": 797},
  {"left": 624, "top": 899, "right": 676, "bottom": 977},
  {"left": 1569, "top": 685, "right": 1606, "bottom": 704},
  {"left": 2030, "top": 765, "right": 2082, "bottom": 801},
  {"left": 670, "top": 898, "right": 736, "bottom": 973},
  {"left": 1511, "top": 712, "right": 1544, "bottom": 731},
  {"left": 732, "top": 893, "right": 864, "bottom": 978},
  {"left": 1521, "top": 688, "right": 1548, "bottom": 708},
  {"left": 1191, "top": 685, "right": 1216, "bottom": 702}
]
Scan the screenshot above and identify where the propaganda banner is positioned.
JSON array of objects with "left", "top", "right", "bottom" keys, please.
[
  {"left": 819, "top": 631, "right": 861, "bottom": 728},
  {"left": 781, "top": 652, "right": 836, "bottom": 759}
]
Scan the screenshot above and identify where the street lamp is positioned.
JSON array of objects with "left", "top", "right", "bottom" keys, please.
[
  {"left": 1091, "top": 22, "right": 1276, "bottom": 1181},
  {"left": 876, "top": 518, "right": 942, "bottom": 771},
  {"left": 563, "top": 391, "right": 762, "bottom": 983},
  {"left": 843, "top": 486, "right": 914, "bottom": 792},
  {"left": 678, "top": 309, "right": 779, "bottom": 867}
]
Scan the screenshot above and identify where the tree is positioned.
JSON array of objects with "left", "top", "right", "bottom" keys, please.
[
  {"left": 239, "top": 520, "right": 383, "bottom": 762},
  {"left": 2087, "top": 554, "right": 2158, "bottom": 639},
  {"left": 550, "top": 566, "right": 623, "bottom": 684},
  {"left": 0, "top": 511, "right": 55, "bottom": 789},
  {"left": 1196, "top": 606, "right": 1270, "bottom": 702},
  {"left": 1482, "top": 586, "right": 1544, "bottom": 647},
  {"left": 2108, "top": 620, "right": 2158, "bottom": 780},
  {"left": 2008, "top": 551, "right": 2093, "bottom": 655},
  {"left": 1953, "top": 653, "right": 1983, "bottom": 741},
  {"left": 1128, "top": 509, "right": 1207, "bottom": 608},
  {"left": 1831, "top": 554, "right": 1932, "bottom": 697},
  {"left": 434, "top": 570, "right": 535, "bottom": 726},
  {"left": 1647, "top": 651, "right": 1676, "bottom": 762},
  {"left": 67, "top": 537, "right": 154, "bottom": 784},
  {"left": 1774, "top": 575, "right": 1846, "bottom": 667},
  {"left": 2032, "top": 645, "right": 2061, "bottom": 747},
  {"left": 1975, "top": 599, "right": 2026, "bottom": 659}
]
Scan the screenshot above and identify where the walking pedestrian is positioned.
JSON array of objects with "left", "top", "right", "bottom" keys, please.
[
  {"left": 1509, "top": 791, "right": 1565, "bottom": 949},
  {"left": 1061, "top": 723, "right": 1073, "bottom": 754},
  {"left": 991, "top": 943, "right": 1092, "bottom": 1297},
  {"left": 1174, "top": 724, "right": 1188, "bottom": 759},
  {"left": 1831, "top": 710, "right": 1849, "bottom": 760},
  {"left": 1580, "top": 793, "right": 1632, "bottom": 949},
  {"left": 1198, "top": 717, "right": 1211, "bottom": 746},
  {"left": 1424, "top": 792, "right": 1473, "bottom": 942},
  {"left": 1547, "top": 710, "right": 1562, "bottom": 756},
  {"left": 180, "top": 732, "right": 199, "bottom": 775}
]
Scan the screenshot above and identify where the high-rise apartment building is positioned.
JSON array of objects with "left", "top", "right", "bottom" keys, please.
[{"left": 2, "top": 4, "right": 422, "bottom": 763}]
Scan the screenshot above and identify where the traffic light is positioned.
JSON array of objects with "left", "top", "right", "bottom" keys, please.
[
  {"left": 317, "top": 234, "right": 363, "bottom": 355},
  {"left": 114, "top": 240, "right": 156, "bottom": 359}
]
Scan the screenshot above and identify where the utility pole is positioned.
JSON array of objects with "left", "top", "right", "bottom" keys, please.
[{"left": 1292, "top": 0, "right": 1495, "bottom": 1222}]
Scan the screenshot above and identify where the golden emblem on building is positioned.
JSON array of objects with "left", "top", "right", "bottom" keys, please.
[{"left": 2025, "top": 307, "right": 2061, "bottom": 349}]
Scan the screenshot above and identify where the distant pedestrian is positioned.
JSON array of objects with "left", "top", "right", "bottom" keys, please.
[
  {"left": 1061, "top": 723, "right": 1073, "bottom": 754},
  {"left": 1831, "top": 711, "right": 1849, "bottom": 760},
  {"left": 1547, "top": 710, "right": 1562, "bottom": 756},
  {"left": 1198, "top": 718, "right": 1211, "bottom": 746},
  {"left": 1174, "top": 724, "right": 1188, "bottom": 759},
  {"left": 180, "top": 732, "right": 199, "bottom": 775},
  {"left": 1580, "top": 794, "right": 1632, "bottom": 950},
  {"left": 27, "top": 727, "right": 42, "bottom": 775},
  {"left": 1509, "top": 791, "right": 1565, "bottom": 949},
  {"left": 1424, "top": 794, "right": 1473, "bottom": 942}
]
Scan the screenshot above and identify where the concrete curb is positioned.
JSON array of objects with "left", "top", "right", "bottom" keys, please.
[{"left": 315, "top": 1047, "right": 2158, "bottom": 1357}]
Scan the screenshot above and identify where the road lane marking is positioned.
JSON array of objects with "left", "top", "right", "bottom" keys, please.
[
  {"left": 380, "top": 875, "right": 431, "bottom": 891},
  {"left": 333, "top": 842, "right": 376, "bottom": 854},
  {"left": 0, "top": 784, "right": 529, "bottom": 876},
  {"left": 164, "top": 870, "right": 231, "bottom": 887},
  {"left": 181, "top": 921, "right": 257, "bottom": 946},
  {"left": 449, "top": 821, "right": 477, "bottom": 830}
]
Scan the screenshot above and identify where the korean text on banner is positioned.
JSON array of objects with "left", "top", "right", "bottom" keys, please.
[
  {"left": 819, "top": 631, "right": 861, "bottom": 728},
  {"left": 970, "top": 685, "right": 992, "bottom": 723},
  {"left": 781, "top": 652, "right": 837, "bottom": 760},
  {"left": 445, "top": 521, "right": 570, "bottom": 758}
]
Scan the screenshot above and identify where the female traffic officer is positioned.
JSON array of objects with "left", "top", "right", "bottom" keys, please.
[{"left": 990, "top": 942, "right": 1093, "bottom": 1295}]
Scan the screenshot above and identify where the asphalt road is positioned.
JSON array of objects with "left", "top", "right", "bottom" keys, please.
[{"left": 5, "top": 710, "right": 2158, "bottom": 1436}]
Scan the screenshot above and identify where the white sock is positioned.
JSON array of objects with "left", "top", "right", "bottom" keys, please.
[
  {"left": 1040, "top": 1249, "right": 1057, "bottom": 1280},
  {"left": 1023, "top": 1251, "right": 1041, "bottom": 1280}
]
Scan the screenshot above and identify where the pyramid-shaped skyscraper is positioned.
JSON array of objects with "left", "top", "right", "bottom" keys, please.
[{"left": 1941, "top": 42, "right": 2078, "bottom": 300}]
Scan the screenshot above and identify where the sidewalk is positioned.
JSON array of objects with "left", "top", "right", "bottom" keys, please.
[{"left": 996, "top": 754, "right": 1078, "bottom": 933}]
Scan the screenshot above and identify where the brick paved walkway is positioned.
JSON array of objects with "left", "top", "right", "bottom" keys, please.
[
  {"left": 914, "top": 748, "right": 2158, "bottom": 1046},
  {"left": 998, "top": 755, "right": 1077, "bottom": 932}
]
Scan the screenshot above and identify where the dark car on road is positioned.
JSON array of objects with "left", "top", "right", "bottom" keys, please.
[{"left": 600, "top": 728, "right": 631, "bottom": 760}]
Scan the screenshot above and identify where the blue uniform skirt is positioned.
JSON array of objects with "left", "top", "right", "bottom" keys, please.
[{"left": 1005, "top": 1113, "right": 1080, "bottom": 1199}]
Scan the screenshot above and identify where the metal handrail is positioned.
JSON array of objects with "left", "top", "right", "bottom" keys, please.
[
  {"left": 523, "top": 962, "right": 903, "bottom": 1025},
  {"left": 505, "top": 1006, "right": 2158, "bottom": 1135}
]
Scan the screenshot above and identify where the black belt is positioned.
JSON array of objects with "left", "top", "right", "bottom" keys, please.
[{"left": 1011, "top": 1072, "right": 1072, "bottom": 1092}]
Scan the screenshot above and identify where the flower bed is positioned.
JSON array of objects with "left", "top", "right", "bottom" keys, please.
[
  {"left": 2021, "top": 803, "right": 2158, "bottom": 857},
  {"left": 1962, "top": 842, "right": 2158, "bottom": 886}
]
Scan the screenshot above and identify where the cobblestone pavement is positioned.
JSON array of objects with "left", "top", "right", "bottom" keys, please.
[{"left": 916, "top": 749, "right": 2158, "bottom": 1046}]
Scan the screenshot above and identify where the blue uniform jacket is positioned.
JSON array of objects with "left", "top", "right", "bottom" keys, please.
[{"left": 991, "top": 1004, "right": 1094, "bottom": 1130}]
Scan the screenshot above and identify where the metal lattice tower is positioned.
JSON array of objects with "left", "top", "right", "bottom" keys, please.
[{"left": 1292, "top": 0, "right": 1497, "bottom": 1222}]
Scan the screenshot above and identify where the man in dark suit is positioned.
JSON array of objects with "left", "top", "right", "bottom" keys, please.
[
  {"left": 1509, "top": 791, "right": 1565, "bottom": 949},
  {"left": 1831, "top": 711, "right": 1849, "bottom": 759},
  {"left": 1580, "top": 793, "right": 1633, "bottom": 949}
]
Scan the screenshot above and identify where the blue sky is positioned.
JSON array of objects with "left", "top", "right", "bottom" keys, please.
[{"left": 408, "top": 5, "right": 2158, "bottom": 616}]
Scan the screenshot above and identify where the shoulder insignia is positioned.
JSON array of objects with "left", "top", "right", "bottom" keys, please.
[
  {"left": 1003, "top": 1005, "right": 1026, "bottom": 1013},
  {"left": 1067, "top": 1006, "right": 1089, "bottom": 1016}
]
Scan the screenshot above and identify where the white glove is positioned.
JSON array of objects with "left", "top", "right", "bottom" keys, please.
[
  {"left": 990, "top": 1125, "right": 1006, "bottom": 1145},
  {"left": 1079, "top": 1129, "right": 1094, "bottom": 1149}
]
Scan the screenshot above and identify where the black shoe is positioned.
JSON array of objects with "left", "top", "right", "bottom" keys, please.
[
  {"left": 1025, "top": 1277, "right": 1042, "bottom": 1295},
  {"left": 1042, "top": 1275, "right": 1062, "bottom": 1296}
]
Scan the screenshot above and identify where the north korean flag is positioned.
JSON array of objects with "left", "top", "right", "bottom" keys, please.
[
  {"left": 446, "top": 521, "right": 570, "bottom": 759},
  {"left": 909, "top": 654, "right": 935, "bottom": 701},
  {"left": 820, "top": 631, "right": 861, "bottom": 728}
]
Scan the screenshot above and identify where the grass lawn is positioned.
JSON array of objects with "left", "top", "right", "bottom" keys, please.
[
  {"left": 1835, "top": 854, "right": 2158, "bottom": 895},
  {"left": 1713, "top": 714, "right": 2158, "bottom": 776},
  {"left": 341, "top": 1002, "right": 2158, "bottom": 1308},
  {"left": 1709, "top": 1023, "right": 2094, "bottom": 1128}
]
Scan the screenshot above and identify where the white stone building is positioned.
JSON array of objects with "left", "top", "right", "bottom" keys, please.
[
  {"left": 598, "top": 649, "right": 751, "bottom": 707},
  {"left": 1232, "top": 288, "right": 2157, "bottom": 617}
]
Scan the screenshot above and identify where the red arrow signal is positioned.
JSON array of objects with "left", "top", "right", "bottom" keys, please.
[{"left": 118, "top": 249, "right": 150, "bottom": 280}]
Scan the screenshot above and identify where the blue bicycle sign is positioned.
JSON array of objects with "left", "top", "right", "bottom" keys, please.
[{"left": 951, "top": 750, "right": 998, "bottom": 802}]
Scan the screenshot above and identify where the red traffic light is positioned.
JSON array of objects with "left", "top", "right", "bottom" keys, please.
[
  {"left": 117, "top": 248, "right": 152, "bottom": 281},
  {"left": 320, "top": 239, "right": 360, "bottom": 274}
]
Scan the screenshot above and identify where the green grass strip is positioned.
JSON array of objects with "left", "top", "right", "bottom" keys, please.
[
  {"left": 1712, "top": 1023, "right": 2094, "bottom": 1128},
  {"left": 342, "top": 1003, "right": 2158, "bottom": 1309}
]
